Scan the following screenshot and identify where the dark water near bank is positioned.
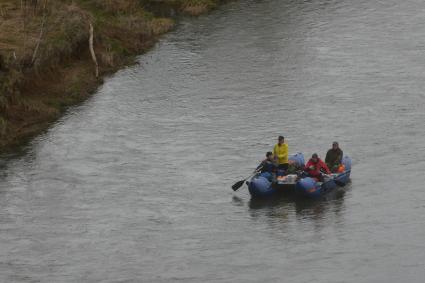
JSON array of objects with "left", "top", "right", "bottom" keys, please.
[{"left": 2, "top": 0, "right": 425, "bottom": 282}]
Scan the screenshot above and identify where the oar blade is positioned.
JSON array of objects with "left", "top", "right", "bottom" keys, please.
[{"left": 232, "top": 180, "right": 245, "bottom": 191}]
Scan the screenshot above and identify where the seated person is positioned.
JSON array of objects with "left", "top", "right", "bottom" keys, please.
[
  {"left": 257, "top": 152, "right": 277, "bottom": 173},
  {"left": 287, "top": 159, "right": 303, "bottom": 174},
  {"left": 256, "top": 152, "right": 277, "bottom": 181},
  {"left": 304, "top": 153, "right": 331, "bottom": 181},
  {"left": 325, "top": 141, "right": 343, "bottom": 172}
]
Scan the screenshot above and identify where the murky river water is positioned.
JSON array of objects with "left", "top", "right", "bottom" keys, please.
[{"left": 2, "top": 0, "right": 425, "bottom": 282}]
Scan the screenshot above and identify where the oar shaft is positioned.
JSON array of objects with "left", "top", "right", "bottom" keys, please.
[{"left": 232, "top": 166, "right": 263, "bottom": 191}]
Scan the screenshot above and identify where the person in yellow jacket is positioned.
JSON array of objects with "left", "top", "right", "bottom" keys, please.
[{"left": 273, "top": 136, "right": 289, "bottom": 170}]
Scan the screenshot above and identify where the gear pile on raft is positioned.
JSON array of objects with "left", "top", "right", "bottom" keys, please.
[{"left": 232, "top": 136, "right": 352, "bottom": 199}]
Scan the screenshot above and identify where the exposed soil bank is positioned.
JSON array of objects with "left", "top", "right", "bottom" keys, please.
[{"left": 0, "top": 0, "right": 222, "bottom": 152}]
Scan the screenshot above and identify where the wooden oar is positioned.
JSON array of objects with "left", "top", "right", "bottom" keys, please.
[{"left": 232, "top": 167, "right": 262, "bottom": 191}]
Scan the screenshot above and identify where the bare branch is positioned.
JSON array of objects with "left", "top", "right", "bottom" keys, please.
[
  {"left": 89, "top": 22, "right": 99, "bottom": 78},
  {"left": 31, "top": 2, "right": 47, "bottom": 66}
]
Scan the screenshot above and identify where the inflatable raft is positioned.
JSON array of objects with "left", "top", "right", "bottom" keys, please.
[{"left": 247, "top": 154, "right": 352, "bottom": 199}]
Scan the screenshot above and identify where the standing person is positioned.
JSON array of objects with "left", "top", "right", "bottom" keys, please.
[
  {"left": 273, "top": 136, "right": 289, "bottom": 170},
  {"left": 304, "top": 153, "right": 331, "bottom": 181},
  {"left": 325, "top": 141, "right": 343, "bottom": 172}
]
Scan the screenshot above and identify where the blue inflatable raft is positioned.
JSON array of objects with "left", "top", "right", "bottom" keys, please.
[
  {"left": 295, "top": 156, "right": 352, "bottom": 198},
  {"left": 247, "top": 154, "right": 352, "bottom": 199}
]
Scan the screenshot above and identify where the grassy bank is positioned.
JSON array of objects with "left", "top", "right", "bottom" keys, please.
[{"left": 0, "top": 0, "right": 221, "bottom": 152}]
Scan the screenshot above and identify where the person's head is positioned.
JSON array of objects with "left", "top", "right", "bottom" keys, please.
[
  {"left": 278, "top": 136, "right": 284, "bottom": 145},
  {"left": 332, "top": 141, "right": 339, "bottom": 150},
  {"left": 266, "top": 151, "right": 273, "bottom": 161},
  {"left": 311, "top": 153, "right": 319, "bottom": 163}
]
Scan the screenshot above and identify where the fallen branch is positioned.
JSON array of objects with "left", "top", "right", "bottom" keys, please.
[
  {"left": 89, "top": 22, "right": 99, "bottom": 78},
  {"left": 31, "top": 5, "right": 47, "bottom": 66}
]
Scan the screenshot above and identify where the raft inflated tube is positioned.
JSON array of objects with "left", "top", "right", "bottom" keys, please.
[
  {"left": 248, "top": 176, "right": 274, "bottom": 197},
  {"left": 296, "top": 177, "right": 321, "bottom": 197}
]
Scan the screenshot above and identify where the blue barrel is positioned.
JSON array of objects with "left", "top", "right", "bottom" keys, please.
[
  {"left": 342, "top": 156, "right": 352, "bottom": 171},
  {"left": 289, "top": 152, "right": 305, "bottom": 167}
]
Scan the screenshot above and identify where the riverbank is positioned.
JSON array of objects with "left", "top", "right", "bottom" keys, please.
[{"left": 0, "top": 0, "right": 221, "bottom": 152}]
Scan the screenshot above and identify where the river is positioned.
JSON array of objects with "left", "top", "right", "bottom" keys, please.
[{"left": 1, "top": 0, "right": 425, "bottom": 282}]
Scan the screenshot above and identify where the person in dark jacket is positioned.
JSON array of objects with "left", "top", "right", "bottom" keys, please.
[
  {"left": 325, "top": 142, "right": 343, "bottom": 172},
  {"left": 255, "top": 152, "right": 277, "bottom": 182},
  {"left": 257, "top": 152, "right": 277, "bottom": 173}
]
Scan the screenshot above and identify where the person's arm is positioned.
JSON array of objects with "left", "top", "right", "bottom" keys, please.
[
  {"left": 325, "top": 150, "right": 331, "bottom": 164},
  {"left": 282, "top": 144, "right": 288, "bottom": 162},
  {"left": 304, "top": 160, "right": 312, "bottom": 171},
  {"left": 272, "top": 161, "right": 277, "bottom": 172},
  {"left": 337, "top": 150, "right": 343, "bottom": 163},
  {"left": 321, "top": 160, "right": 331, "bottom": 174},
  {"left": 273, "top": 145, "right": 278, "bottom": 162},
  {"left": 256, "top": 160, "right": 265, "bottom": 171}
]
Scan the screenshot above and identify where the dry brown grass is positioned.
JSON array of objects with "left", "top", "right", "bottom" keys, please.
[
  {"left": 149, "top": 18, "right": 174, "bottom": 35},
  {"left": 0, "top": 1, "right": 34, "bottom": 57},
  {"left": 180, "top": 0, "right": 217, "bottom": 16},
  {"left": 0, "top": 0, "right": 218, "bottom": 151},
  {"left": 0, "top": 0, "right": 177, "bottom": 150},
  {"left": 92, "top": 0, "right": 140, "bottom": 14},
  {"left": 182, "top": 4, "right": 209, "bottom": 16}
]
